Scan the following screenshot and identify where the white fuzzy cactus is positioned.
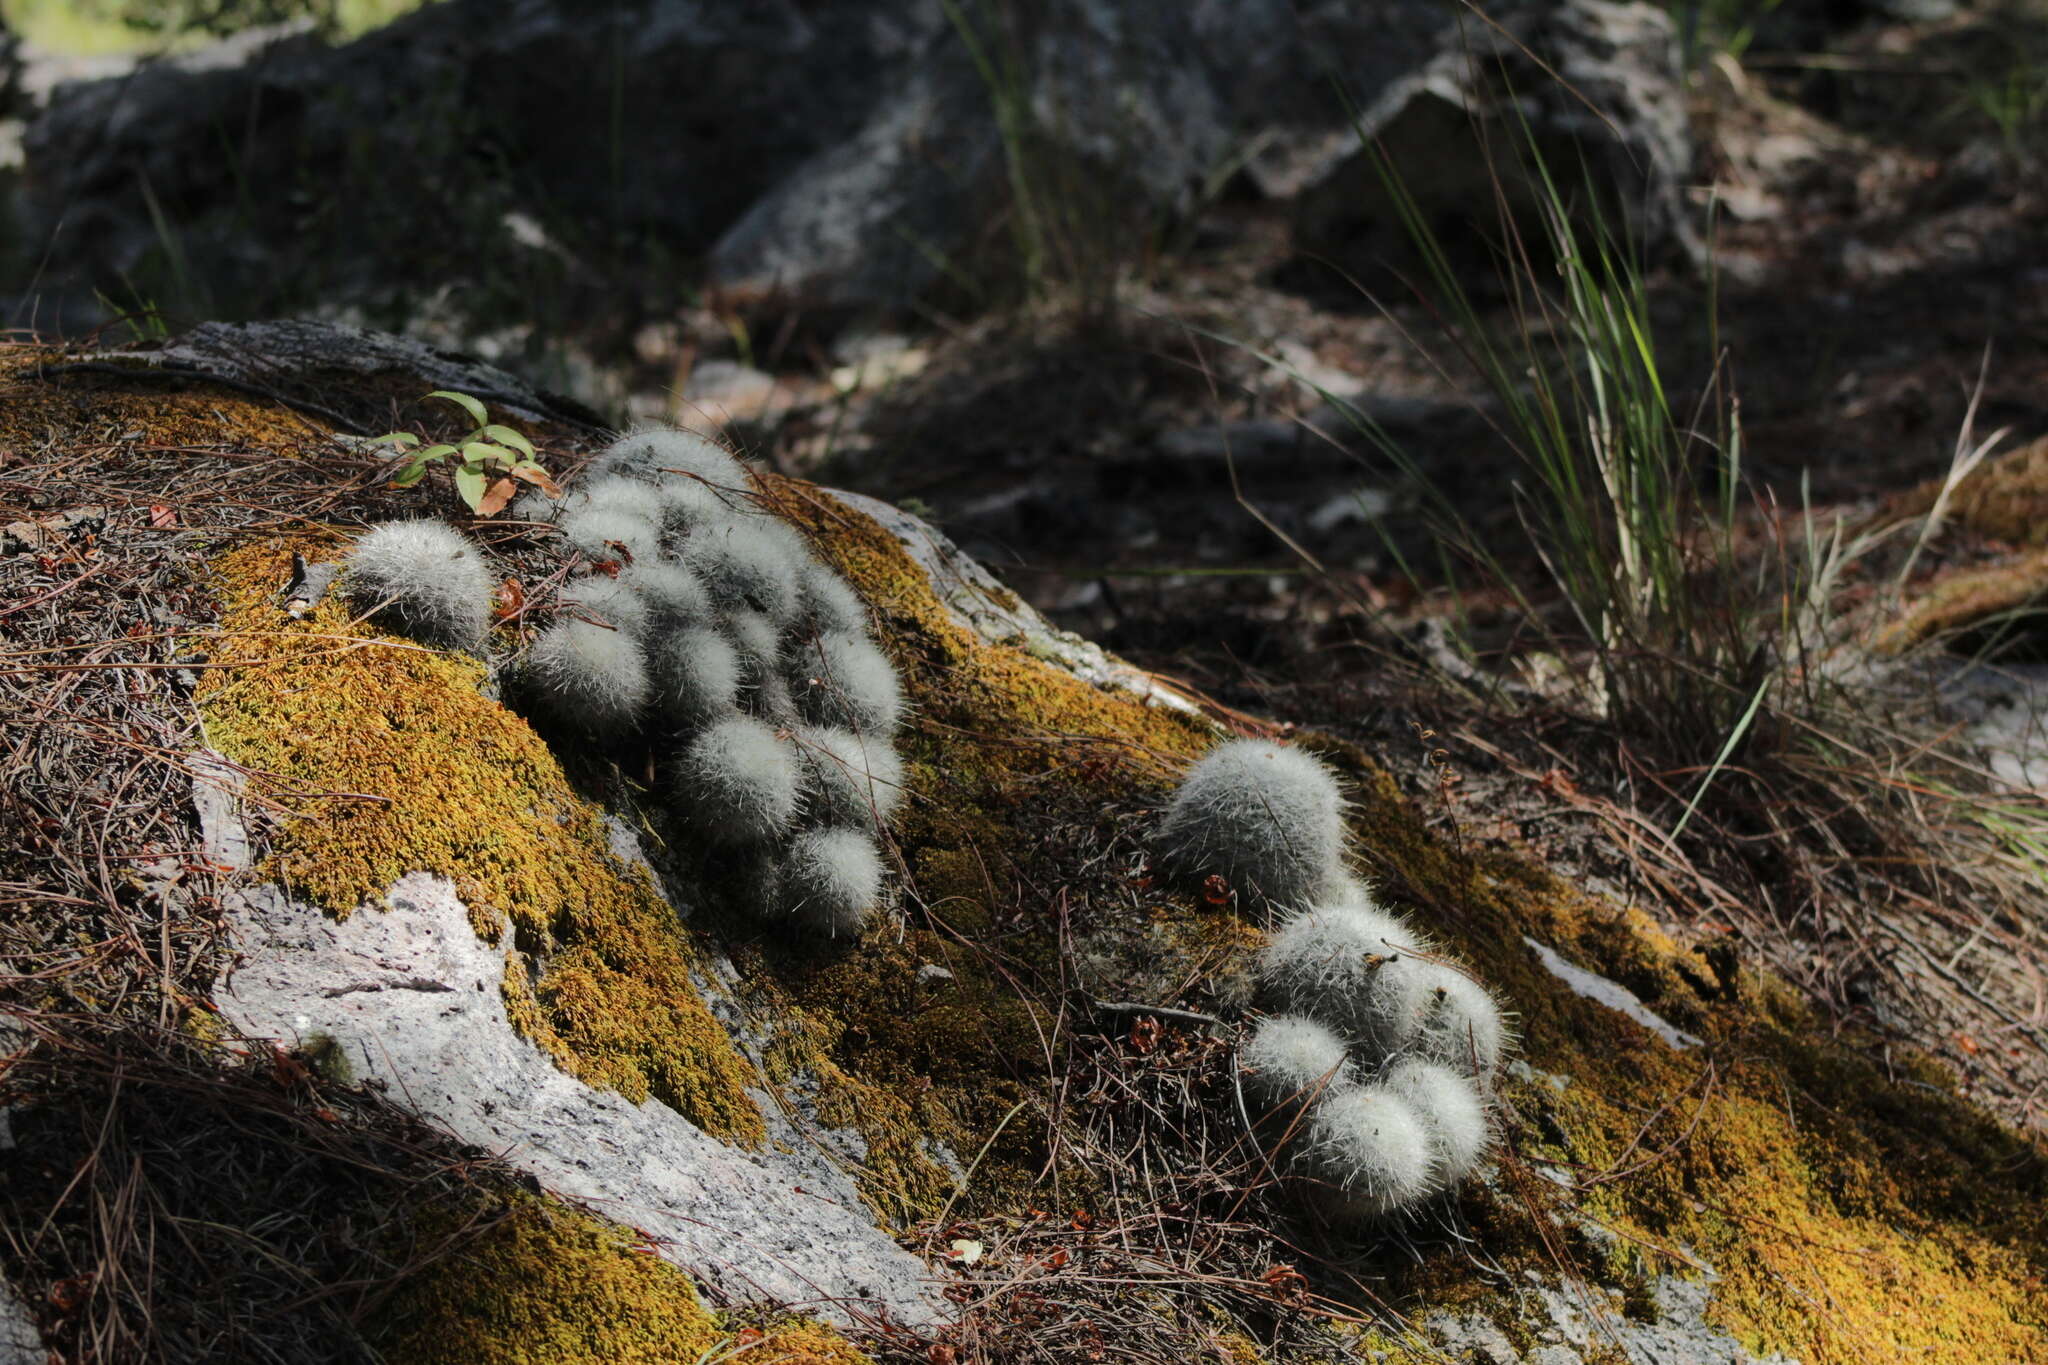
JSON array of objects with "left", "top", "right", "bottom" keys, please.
[
  {"left": 1258, "top": 900, "right": 1425, "bottom": 1044},
  {"left": 1247, "top": 893, "right": 1507, "bottom": 1216},
  {"left": 596, "top": 427, "right": 749, "bottom": 491},
  {"left": 652, "top": 476, "right": 735, "bottom": 536},
  {"left": 674, "top": 714, "right": 802, "bottom": 845},
  {"left": 1380, "top": 962, "right": 1508, "bottom": 1080},
  {"left": 506, "top": 425, "right": 909, "bottom": 947},
  {"left": 558, "top": 573, "right": 650, "bottom": 635},
  {"left": 797, "top": 726, "right": 905, "bottom": 833},
  {"left": 576, "top": 475, "right": 668, "bottom": 518},
  {"left": 1239, "top": 1014, "right": 1353, "bottom": 1123},
  {"left": 524, "top": 619, "right": 650, "bottom": 739},
  {"left": 1188, "top": 756, "right": 1512, "bottom": 1222},
  {"left": 1153, "top": 739, "right": 1347, "bottom": 913},
  {"left": 340, "top": 520, "right": 497, "bottom": 649},
  {"left": 623, "top": 560, "right": 710, "bottom": 626},
  {"left": 1381, "top": 1057, "right": 1489, "bottom": 1188},
  {"left": 649, "top": 627, "right": 743, "bottom": 731},
  {"left": 781, "top": 827, "right": 884, "bottom": 938},
  {"left": 1297, "top": 1085, "right": 1436, "bottom": 1222},
  {"left": 687, "top": 519, "right": 802, "bottom": 621},
  {"left": 788, "top": 630, "right": 903, "bottom": 735},
  {"left": 797, "top": 562, "right": 870, "bottom": 637},
  {"left": 560, "top": 504, "right": 660, "bottom": 565}
]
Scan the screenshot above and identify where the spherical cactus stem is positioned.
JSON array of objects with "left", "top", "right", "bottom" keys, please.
[
  {"left": 340, "top": 519, "right": 497, "bottom": 650},
  {"left": 1153, "top": 739, "right": 1349, "bottom": 917}
]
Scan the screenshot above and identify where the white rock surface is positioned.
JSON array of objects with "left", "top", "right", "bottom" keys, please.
[
  {"left": 1428, "top": 1263, "right": 1796, "bottom": 1365},
  {"left": 1525, "top": 937, "right": 1702, "bottom": 1050},
  {"left": 198, "top": 763, "right": 939, "bottom": 1327}
]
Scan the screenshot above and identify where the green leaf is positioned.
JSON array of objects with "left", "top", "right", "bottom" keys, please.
[
  {"left": 452, "top": 465, "right": 488, "bottom": 510},
  {"left": 428, "top": 390, "right": 489, "bottom": 426},
  {"left": 415, "top": 443, "right": 459, "bottom": 463},
  {"left": 460, "top": 441, "right": 518, "bottom": 467},
  {"left": 481, "top": 424, "right": 536, "bottom": 457},
  {"left": 391, "top": 463, "right": 430, "bottom": 487},
  {"left": 370, "top": 431, "right": 421, "bottom": 448}
]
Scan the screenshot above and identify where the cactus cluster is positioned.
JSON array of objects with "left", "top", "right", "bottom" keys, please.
[
  {"left": 1253, "top": 890, "right": 1504, "bottom": 1224},
  {"left": 1154, "top": 739, "right": 1506, "bottom": 1222},
  {"left": 515, "top": 428, "right": 906, "bottom": 938}
]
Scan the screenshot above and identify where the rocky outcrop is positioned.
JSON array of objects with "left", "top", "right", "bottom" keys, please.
[
  {"left": 215, "top": 863, "right": 938, "bottom": 1323},
  {"left": 1292, "top": 0, "right": 1697, "bottom": 286},
  {"left": 17, "top": 0, "right": 1691, "bottom": 323},
  {"left": 20, "top": 1, "right": 920, "bottom": 319},
  {"left": 0, "top": 322, "right": 2043, "bottom": 1363}
]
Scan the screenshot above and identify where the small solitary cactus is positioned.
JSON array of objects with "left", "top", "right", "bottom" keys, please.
[
  {"left": 1153, "top": 739, "right": 1347, "bottom": 914},
  {"left": 340, "top": 520, "right": 497, "bottom": 649}
]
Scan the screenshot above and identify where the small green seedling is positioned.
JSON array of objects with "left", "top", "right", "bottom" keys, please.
[{"left": 374, "top": 390, "right": 560, "bottom": 515}]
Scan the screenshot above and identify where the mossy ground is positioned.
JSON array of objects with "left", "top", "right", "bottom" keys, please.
[
  {"left": 736, "top": 474, "right": 1219, "bottom": 1222},
  {"left": 1885, "top": 430, "right": 2048, "bottom": 550},
  {"left": 1317, "top": 742, "right": 2048, "bottom": 1362},
  {"left": 1874, "top": 547, "right": 2048, "bottom": 654}
]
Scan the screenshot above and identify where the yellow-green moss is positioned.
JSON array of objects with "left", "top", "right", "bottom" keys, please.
[
  {"left": 1873, "top": 548, "right": 2048, "bottom": 654},
  {"left": 373, "top": 1189, "right": 875, "bottom": 1365},
  {"left": 1316, "top": 735, "right": 2048, "bottom": 1363},
  {"left": 374, "top": 1191, "right": 723, "bottom": 1364},
  {"left": 196, "top": 541, "right": 764, "bottom": 1145},
  {"left": 1881, "top": 430, "right": 2048, "bottom": 548},
  {"left": 714, "top": 1316, "right": 878, "bottom": 1364},
  {"left": 727, "top": 476, "right": 1219, "bottom": 1221},
  {"left": 0, "top": 344, "right": 328, "bottom": 453}
]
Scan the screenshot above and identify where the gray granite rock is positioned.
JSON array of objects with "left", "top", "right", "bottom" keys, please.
[
  {"left": 0, "top": 1272, "right": 40, "bottom": 1365},
  {"left": 20, "top": 0, "right": 1691, "bottom": 321}
]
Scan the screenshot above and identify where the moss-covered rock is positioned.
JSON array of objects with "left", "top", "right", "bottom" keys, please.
[
  {"left": 374, "top": 1190, "right": 872, "bottom": 1365},
  {"left": 2, "top": 329, "right": 2044, "bottom": 1363},
  {"left": 373, "top": 1192, "right": 727, "bottom": 1365},
  {"left": 198, "top": 538, "right": 764, "bottom": 1144}
]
